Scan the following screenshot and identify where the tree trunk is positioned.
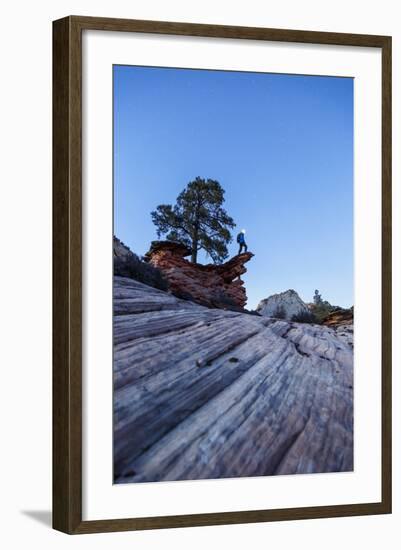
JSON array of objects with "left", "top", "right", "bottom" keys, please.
[
  {"left": 191, "top": 206, "right": 200, "bottom": 263},
  {"left": 191, "top": 234, "right": 198, "bottom": 263}
]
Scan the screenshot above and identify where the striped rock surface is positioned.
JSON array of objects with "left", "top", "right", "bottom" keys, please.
[{"left": 114, "top": 276, "right": 354, "bottom": 483}]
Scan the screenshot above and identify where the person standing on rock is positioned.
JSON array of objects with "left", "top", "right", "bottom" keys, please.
[{"left": 237, "top": 229, "right": 248, "bottom": 254}]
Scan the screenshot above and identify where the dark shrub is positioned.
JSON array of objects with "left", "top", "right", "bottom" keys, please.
[
  {"left": 114, "top": 254, "right": 168, "bottom": 291},
  {"left": 311, "top": 302, "right": 338, "bottom": 323},
  {"left": 291, "top": 310, "right": 319, "bottom": 324}
]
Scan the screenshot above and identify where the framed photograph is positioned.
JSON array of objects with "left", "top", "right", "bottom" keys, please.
[{"left": 53, "top": 16, "right": 392, "bottom": 534}]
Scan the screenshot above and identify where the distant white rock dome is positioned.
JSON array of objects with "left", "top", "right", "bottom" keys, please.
[{"left": 256, "top": 289, "right": 309, "bottom": 320}]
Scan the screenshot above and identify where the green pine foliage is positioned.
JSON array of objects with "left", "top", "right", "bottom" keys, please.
[
  {"left": 151, "top": 177, "right": 236, "bottom": 264},
  {"left": 312, "top": 301, "right": 338, "bottom": 323}
]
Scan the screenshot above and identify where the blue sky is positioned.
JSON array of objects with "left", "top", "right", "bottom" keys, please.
[{"left": 114, "top": 65, "right": 353, "bottom": 310}]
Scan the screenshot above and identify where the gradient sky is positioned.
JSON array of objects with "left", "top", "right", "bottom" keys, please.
[{"left": 114, "top": 65, "right": 354, "bottom": 310}]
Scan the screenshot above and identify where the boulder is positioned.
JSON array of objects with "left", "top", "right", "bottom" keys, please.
[
  {"left": 114, "top": 236, "right": 133, "bottom": 259},
  {"left": 257, "top": 289, "right": 310, "bottom": 320}
]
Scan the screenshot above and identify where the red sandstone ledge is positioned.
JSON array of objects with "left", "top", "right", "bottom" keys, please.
[{"left": 145, "top": 241, "right": 254, "bottom": 310}]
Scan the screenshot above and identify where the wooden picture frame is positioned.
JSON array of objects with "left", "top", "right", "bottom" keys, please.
[{"left": 53, "top": 15, "right": 392, "bottom": 534}]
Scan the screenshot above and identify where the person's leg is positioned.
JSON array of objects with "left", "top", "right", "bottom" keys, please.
[
  {"left": 238, "top": 243, "right": 242, "bottom": 254},
  {"left": 244, "top": 243, "right": 248, "bottom": 252}
]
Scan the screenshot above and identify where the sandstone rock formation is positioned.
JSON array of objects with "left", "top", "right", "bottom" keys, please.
[
  {"left": 256, "top": 289, "right": 310, "bottom": 320},
  {"left": 114, "top": 275, "right": 353, "bottom": 483},
  {"left": 114, "top": 236, "right": 132, "bottom": 259},
  {"left": 322, "top": 307, "right": 354, "bottom": 327},
  {"left": 145, "top": 240, "right": 254, "bottom": 310}
]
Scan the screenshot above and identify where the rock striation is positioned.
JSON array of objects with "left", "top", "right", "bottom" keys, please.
[
  {"left": 257, "top": 289, "right": 310, "bottom": 320},
  {"left": 145, "top": 240, "right": 254, "bottom": 310},
  {"left": 113, "top": 275, "right": 354, "bottom": 483}
]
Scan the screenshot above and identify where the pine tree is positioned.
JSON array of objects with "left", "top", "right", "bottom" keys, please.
[{"left": 151, "top": 177, "right": 235, "bottom": 263}]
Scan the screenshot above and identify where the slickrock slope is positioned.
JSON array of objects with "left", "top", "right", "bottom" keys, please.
[
  {"left": 257, "top": 289, "right": 310, "bottom": 320},
  {"left": 114, "top": 276, "right": 354, "bottom": 483},
  {"left": 145, "top": 241, "right": 254, "bottom": 309}
]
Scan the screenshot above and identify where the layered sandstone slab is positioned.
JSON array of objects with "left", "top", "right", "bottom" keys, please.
[
  {"left": 145, "top": 241, "right": 254, "bottom": 309},
  {"left": 114, "top": 276, "right": 354, "bottom": 483}
]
